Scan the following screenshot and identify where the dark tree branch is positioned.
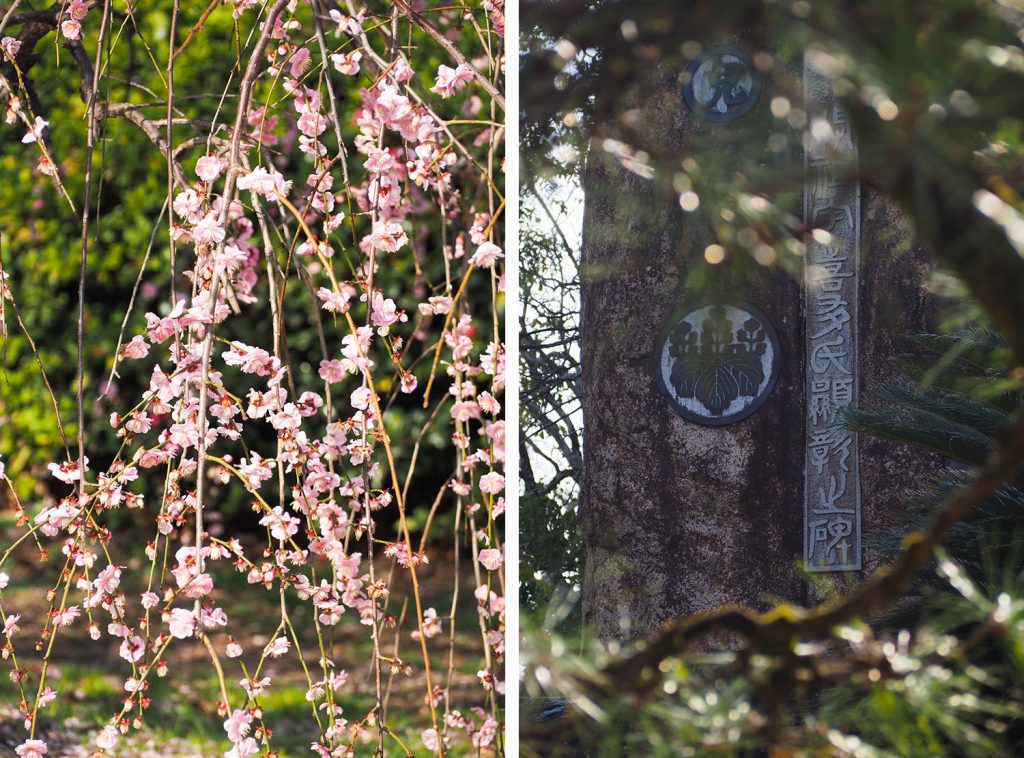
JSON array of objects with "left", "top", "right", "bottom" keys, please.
[
  {"left": 65, "top": 38, "right": 190, "bottom": 188},
  {"left": 596, "top": 417, "right": 1024, "bottom": 696}
]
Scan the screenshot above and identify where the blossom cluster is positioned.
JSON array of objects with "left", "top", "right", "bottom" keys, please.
[{"left": 0, "top": 2, "right": 504, "bottom": 756}]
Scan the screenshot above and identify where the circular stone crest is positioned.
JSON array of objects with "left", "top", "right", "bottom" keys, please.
[
  {"left": 655, "top": 300, "right": 780, "bottom": 425},
  {"left": 682, "top": 46, "right": 762, "bottom": 122}
]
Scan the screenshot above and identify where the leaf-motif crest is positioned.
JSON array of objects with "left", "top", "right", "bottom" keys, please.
[{"left": 666, "top": 306, "right": 767, "bottom": 417}]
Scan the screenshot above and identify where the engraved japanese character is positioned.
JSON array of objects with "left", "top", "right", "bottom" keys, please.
[
  {"left": 811, "top": 336, "right": 852, "bottom": 375},
  {"left": 809, "top": 379, "right": 832, "bottom": 424}
]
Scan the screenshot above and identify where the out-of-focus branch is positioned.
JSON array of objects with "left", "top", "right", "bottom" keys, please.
[{"left": 598, "top": 416, "right": 1024, "bottom": 696}]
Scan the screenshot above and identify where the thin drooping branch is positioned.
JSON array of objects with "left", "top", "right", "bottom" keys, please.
[
  {"left": 0, "top": 0, "right": 24, "bottom": 39},
  {"left": 167, "top": 0, "right": 180, "bottom": 322},
  {"left": 65, "top": 38, "right": 191, "bottom": 188},
  {"left": 192, "top": 0, "right": 292, "bottom": 618},
  {"left": 392, "top": 0, "right": 506, "bottom": 111},
  {"left": 28, "top": 0, "right": 111, "bottom": 744},
  {"left": 100, "top": 197, "right": 169, "bottom": 399},
  {"left": 0, "top": 241, "right": 71, "bottom": 458},
  {"left": 77, "top": 0, "right": 113, "bottom": 490},
  {"left": 170, "top": 0, "right": 220, "bottom": 62}
]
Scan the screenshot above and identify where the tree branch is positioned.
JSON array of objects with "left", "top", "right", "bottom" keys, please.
[
  {"left": 391, "top": 0, "right": 505, "bottom": 111},
  {"left": 597, "top": 417, "right": 1024, "bottom": 696}
]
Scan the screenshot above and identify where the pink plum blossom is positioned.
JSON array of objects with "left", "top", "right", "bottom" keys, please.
[
  {"left": 418, "top": 295, "right": 453, "bottom": 315},
  {"left": 350, "top": 386, "right": 373, "bottom": 410},
  {"left": 368, "top": 291, "right": 407, "bottom": 334},
  {"left": 239, "top": 676, "right": 271, "bottom": 697},
  {"left": 223, "top": 342, "right": 276, "bottom": 375},
  {"left": 119, "top": 635, "right": 146, "bottom": 663},
  {"left": 21, "top": 117, "right": 48, "bottom": 144},
  {"left": 430, "top": 63, "right": 475, "bottom": 98},
  {"left": 96, "top": 725, "right": 118, "bottom": 750},
  {"left": 479, "top": 391, "right": 501, "bottom": 415},
  {"left": 259, "top": 506, "right": 300, "bottom": 541},
  {"left": 479, "top": 471, "right": 505, "bottom": 494},
  {"left": 412, "top": 608, "right": 443, "bottom": 640},
  {"left": 318, "top": 359, "right": 346, "bottom": 383},
  {"left": 364, "top": 220, "right": 408, "bottom": 253},
  {"left": 237, "top": 166, "right": 292, "bottom": 198},
  {"left": 168, "top": 607, "right": 196, "bottom": 639},
  {"left": 265, "top": 636, "right": 290, "bottom": 657},
  {"left": 224, "top": 709, "right": 253, "bottom": 743},
  {"left": 470, "top": 241, "right": 504, "bottom": 268},
  {"left": 217, "top": 244, "right": 248, "bottom": 273},
  {"left": 195, "top": 155, "right": 224, "bottom": 181},
  {"left": 15, "top": 740, "right": 48, "bottom": 758},
  {"left": 478, "top": 548, "right": 503, "bottom": 571},
  {"left": 225, "top": 738, "right": 260, "bottom": 758},
  {"left": 38, "top": 684, "right": 59, "bottom": 708},
  {"left": 270, "top": 403, "right": 302, "bottom": 430},
  {"left": 330, "top": 51, "right": 362, "bottom": 75},
  {"left": 289, "top": 47, "right": 311, "bottom": 77},
  {"left": 192, "top": 212, "right": 226, "bottom": 245},
  {"left": 172, "top": 188, "right": 202, "bottom": 220},
  {"left": 60, "top": 19, "right": 81, "bottom": 40},
  {"left": 202, "top": 607, "right": 228, "bottom": 630},
  {"left": 53, "top": 606, "right": 80, "bottom": 626},
  {"left": 94, "top": 564, "right": 121, "bottom": 594},
  {"left": 238, "top": 453, "right": 274, "bottom": 489},
  {"left": 67, "top": 0, "right": 89, "bottom": 20},
  {"left": 422, "top": 729, "right": 442, "bottom": 753},
  {"left": 316, "top": 285, "right": 353, "bottom": 313},
  {"left": 120, "top": 335, "right": 150, "bottom": 359},
  {"left": 1, "top": 36, "right": 22, "bottom": 59}
]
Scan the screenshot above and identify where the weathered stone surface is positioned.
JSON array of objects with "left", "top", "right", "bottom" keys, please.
[{"left": 578, "top": 58, "right": 944, "bottom": 642}]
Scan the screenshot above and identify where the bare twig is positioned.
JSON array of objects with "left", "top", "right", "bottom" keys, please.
[
  {"left": 100, "top": 197, "right": 169, "bottom": 400},
  {"left": 392, "top": 0, "right": 505, "bottom": 111}
]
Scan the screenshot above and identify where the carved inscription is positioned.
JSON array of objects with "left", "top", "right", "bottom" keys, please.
[{"left": 804, "top": 57, "right": 862, "bottom": 571}]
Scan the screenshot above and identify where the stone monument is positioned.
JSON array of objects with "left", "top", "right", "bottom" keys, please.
[{"left": 577, "top": 41, "right": 943, "bottom": 641}]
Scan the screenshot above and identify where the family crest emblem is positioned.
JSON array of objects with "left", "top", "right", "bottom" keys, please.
[{"left": 655, "top": 301, "right": 780, "bottom": 424}]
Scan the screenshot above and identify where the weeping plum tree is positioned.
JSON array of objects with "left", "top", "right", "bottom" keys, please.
[{"left": 0, "top": 1, "right": 504, "bottom": 755}]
